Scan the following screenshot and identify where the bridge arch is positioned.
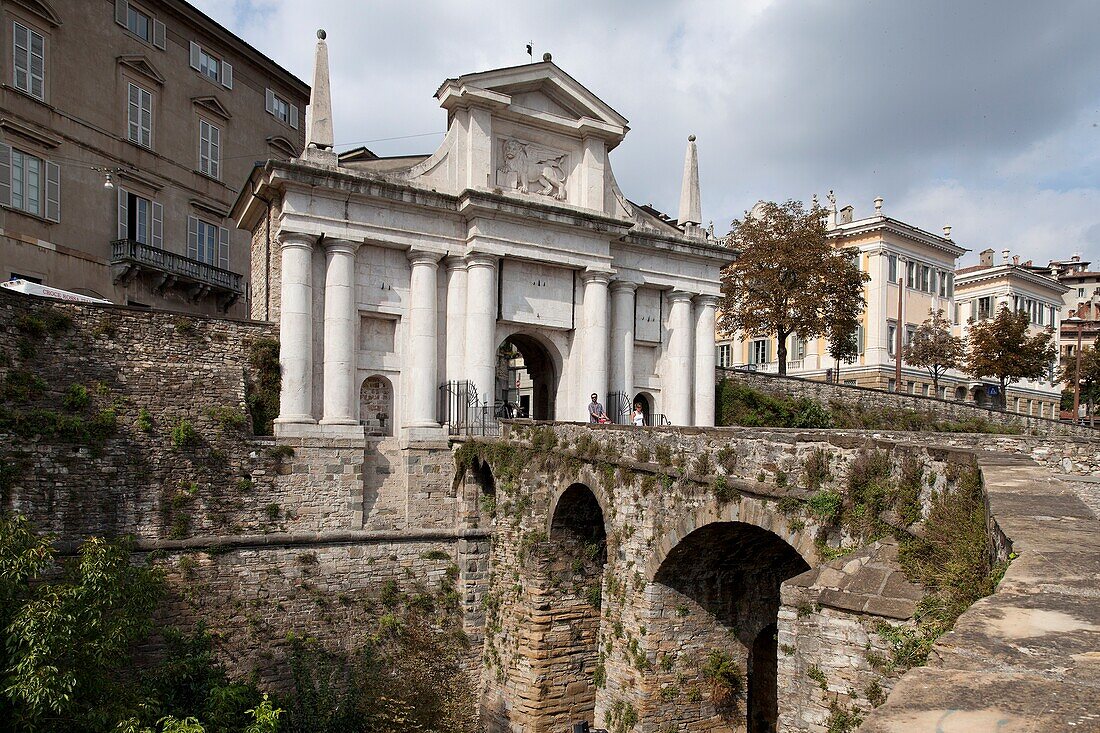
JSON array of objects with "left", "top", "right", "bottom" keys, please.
[
  {"left": 644, "top": 496, "right": 818, "bottom": 582},
  {"left": 646, "top": 511, "right": 813, "bottom": 733}
]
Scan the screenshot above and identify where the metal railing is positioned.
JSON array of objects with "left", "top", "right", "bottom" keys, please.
[
  {"left": 439, "top": 380, "right": 499, "bottom": 437},
  {"left": 111, "top": 239, "right": 244, "bottom": 295}
]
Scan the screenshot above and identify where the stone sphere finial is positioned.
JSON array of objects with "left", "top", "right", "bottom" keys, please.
[
  {"left": 317, "top": 29, "right": 327, "bottom": 40},
  {"left": 543, "top": 52, "right": 552, "bottom": 62},
  {"left": 688, "top": 134, "right": 696, "bottom": 142}
]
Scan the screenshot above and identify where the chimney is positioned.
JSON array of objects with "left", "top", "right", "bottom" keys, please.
[
  {"left": 942, "top": 225, "right": 952, "bottom": 239},
  {"left": 979, "top": 248, "right": 994, "bottom": 267},
  {"left": 1012, "top": 255, "right": 1020, "bottom": 266},
  {"left": 839, "top": 205, "right": 854, "bottom": 225},
  {"left": 1001, "top": 248, "right": 1010, "bottom": 265}
]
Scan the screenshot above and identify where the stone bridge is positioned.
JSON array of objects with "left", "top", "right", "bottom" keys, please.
[{"left": 457, "top": 422, "right": 1100, "bottom": 733}]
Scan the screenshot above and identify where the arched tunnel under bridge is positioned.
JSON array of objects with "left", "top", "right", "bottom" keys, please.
[{"left": 472, "top": 452, "right": 817, "bottom": 733}]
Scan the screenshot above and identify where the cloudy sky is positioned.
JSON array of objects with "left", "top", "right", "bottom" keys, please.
[{"left": 196, "top": 0, "right": 1100, "bottom": 266}]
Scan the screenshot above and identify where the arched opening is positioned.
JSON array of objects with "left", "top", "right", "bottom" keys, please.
[
  {"left": 651, "top": 522, "right": 810, "bottom": 733},
  {"left": 534, "top": 483, "right": 606, "bottom": 731},
  {"left": 633, "top": 392, "right": 653, "bottom": 425},
  {"left": 954, "top": 385, "right": 967, "bottom": 401},
  {"left": 360, "top": 375, "right": 394, "bottom": 436},
  {"left": 496, "top": 334, "right": 558, "bottom": 420}
]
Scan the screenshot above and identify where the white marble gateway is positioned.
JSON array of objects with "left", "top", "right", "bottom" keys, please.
[{"left": 234, "top": 34, "right": 732, "bottom": 440}]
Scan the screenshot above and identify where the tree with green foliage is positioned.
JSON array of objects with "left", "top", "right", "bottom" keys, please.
[
  {"left": 1059, "top": 336, "right": 1100, "bottom": 422},
  {"left": 720, "top": 199, "right": 868, "bottom": 375},
  {"left": 0, "top": 515, "right": 278, "bottom": 733},
  {"left": 965, "top": 306, "right": 1057, "bottom": 409},
  {"left": 904, "top": 309, "right": 965, "bottom": 395},
  {"left": 0, "top": 515, "right": 163, "bottom": 731}
]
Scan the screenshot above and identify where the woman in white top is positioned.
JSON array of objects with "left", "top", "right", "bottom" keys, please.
[{"left": 632, "top": 403, "right": 645, "bottom": 427}]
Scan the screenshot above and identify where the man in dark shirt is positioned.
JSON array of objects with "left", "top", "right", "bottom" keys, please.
[{"left": 588, "top": 393, "right": 606, "bottom": 423}]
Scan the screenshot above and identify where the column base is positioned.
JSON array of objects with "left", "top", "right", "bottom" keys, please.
[
  {"left": 274, "top": 415, "right": 317, "bottom": 424},
  {"left": 319, "top": 417, "right": 359, "bottom": 426},
  {"left": 402, "top": 423, "right": 447, "bottom": 444}
]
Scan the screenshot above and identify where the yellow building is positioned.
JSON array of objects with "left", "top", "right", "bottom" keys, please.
[{"left": 718, "top": 198, "right": 967, "bottom": 395}]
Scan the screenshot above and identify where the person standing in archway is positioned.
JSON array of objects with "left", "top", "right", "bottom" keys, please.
[
  {"left": 632, "top": 402, "right": 645, "bottom": 427},
  {"left": 588, "top": 393, "right": 607, "bottom": 423}
]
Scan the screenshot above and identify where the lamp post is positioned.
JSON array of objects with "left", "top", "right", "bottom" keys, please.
[{"left": 1065, "top": 315, "right": 1085, "bottom": 423}]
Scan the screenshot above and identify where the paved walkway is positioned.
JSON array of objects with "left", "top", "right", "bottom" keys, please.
[{"left": 861, "top": 454, "right": 1100, "bottom": 732}]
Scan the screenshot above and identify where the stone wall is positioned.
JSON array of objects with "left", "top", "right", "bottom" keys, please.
[
  {"left": 717, "top": 367, "right": 1094, "bottom": 438},
  {"left": 0, "top": 289, "right": 484, "bottom": 692}
]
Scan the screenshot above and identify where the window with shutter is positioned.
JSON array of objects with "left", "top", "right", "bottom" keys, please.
[
  {"left": 128, "top": 83, "right": 153, "bottom": 147},
  {"left": 199, "top": 119, "right": 220, "bottom": 179},
  {"left": 221, "top": 62, "right": 232, "bottom": 89},
  {"left": 289, "top": 104, "right": 299, "bottom": 130},
  {"left": 151, "top": 201, "right": 163, "bottom": 248},
  {"left": 9, "top": 148, "right": 45, "bottom": 217},
  {"left": 119, "top": 189, "right": 154, "bottom": 243},
  {"left": 0, "top": 144, "right": 11, "bottom": 208},
  {"left": 189, "top": 217, "right": 222, "bottom": 265},
  {"left": 152, "top": 19, "right": 165, "bottom": 50},
  {"left": 218, "top": 227, "right": 229, "bottom": 269},
  {"left": 13, "top": 22, "right": 45, "bottom": 100},
  {"left": 45, "top": 161, "right": 59, "bottom": 222}
]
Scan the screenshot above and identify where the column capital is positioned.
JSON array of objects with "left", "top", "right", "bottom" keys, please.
[
  {"left": 276, "top": 231, "right": 316, "bottom": 250},
  {"left": 610, "top": 279, "right": 639, "bottom": 293},
  {"left": 693, "top": 293, "right": 721, "bottom": 308},
  {"left": 580, "top": 268, "right": 613, "bottom": 285},
  {"left": 667, "top": 289, "right": 694, "bottom": 303},
  {"left": 443, "top": 255, "right": 468, "bottom": 272},
  {"left": 322, "top": 236, "right": 361, "bottom": 254},
  {"left": 465, "top": 252, "right": 498, "bottom": 269},
  {"left": 408, "top": 248, "right": 444, "bottom": 266}
]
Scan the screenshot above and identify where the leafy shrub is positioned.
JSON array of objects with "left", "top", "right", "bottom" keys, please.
[
  {"left": 205, "top": 406, "right": 247, "bottom": 431},
  {"left": 2, "top": 370, "right": 46, "bottom": 401},
  {"left": 246, "top": 338, "right": 280, "bottom": 436},
  {"left": 807, "top": 489, "right": 842, "bottom": 525},
  {"left": 803, "top": 448, "right": 831, "bottom": 489},
  {"left": 63, "top": 384, "right": 90, "bottom": 412},
  {"left": 170, "top": 419, "right": 200, "bottom": 450},
  {"left": 137, "top": 408, "right": 154, "bottom": 433}
]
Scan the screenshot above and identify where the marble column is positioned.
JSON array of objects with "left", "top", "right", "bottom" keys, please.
[
  {"left": 465, "top": 253, "right": 498, "bottom": 409},
  {"left": 610, "top": 280, "right": 637, "bottom": 406},
  {"left": 867, "top": 252, "right": 891, "bottom": 366},
  {"left": 274, "top": 232, "right": 316, "bottom": 425},
  {"left": 444, "top": 257, "right": 468, "bottom": 384},
  {"left": 665, "top": 290, "right": 695, "bottom": 426},
  {"left": 320, "top": 238, "right": 361, "bottom": 425},
  {"left": 693, "top": 294, "right": 719, "bottom": 427},
  {"left": 582, "top": 270, "right": 611, "bottom": 420},
  {"left": 406, "top": 249, "right": 443, "bottom": 428}
]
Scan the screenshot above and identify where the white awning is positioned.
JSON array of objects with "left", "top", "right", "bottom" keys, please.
[{"left": 1, "top": 279, "right": 111, "bottom": 304}]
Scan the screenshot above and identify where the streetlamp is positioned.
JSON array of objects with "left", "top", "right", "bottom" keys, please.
[{"left": 1064, "top": 315, "right": 1085, "bottom": 422}]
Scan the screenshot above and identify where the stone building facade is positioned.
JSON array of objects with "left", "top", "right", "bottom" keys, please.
[
  {"left": 0, "top": 0, "right": 308, "bottom": 316},
  {"left": 234, "top": 36, "right": 732, "bottom": 440}
]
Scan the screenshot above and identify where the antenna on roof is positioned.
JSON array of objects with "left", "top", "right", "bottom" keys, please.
[{"left": 526, "top": 41, "right": 533, "bottom": 62}]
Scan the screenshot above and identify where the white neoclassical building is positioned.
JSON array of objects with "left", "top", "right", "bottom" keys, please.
[{"left": 234, "top": 34, "right": 731, "bottom": 441}]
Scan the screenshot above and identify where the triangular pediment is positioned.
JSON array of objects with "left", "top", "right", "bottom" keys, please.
[
  {"left": 192, "top": 95, "right": 231, "bottom": 120},
  {"left": 436, "top": 61, "right": 629, "bottom": 140},
  {"left": 118, "top": 55, "right": 165, "bottom": 85},
  {"left": 11, "top": 0, "right": 62, "bottom": 26}
]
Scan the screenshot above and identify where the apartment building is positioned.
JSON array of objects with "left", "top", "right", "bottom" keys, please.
[
  {"left": 1047, "top": 255, "right": 1100, "bottom": 360},
  {"left": 0, "top": 0, "right": 308, "bottom": 316},
  {"left": 717, "top": 199, "right": 966, "bottom": 391},
  {"left": 716, "top": 199, "right": 1066, "bottom": 417},
  {"left": 954, "top": 248, "right": 1066, "bottom": 417}
]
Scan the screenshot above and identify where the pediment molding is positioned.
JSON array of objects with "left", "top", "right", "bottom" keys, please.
[
  {"left": 267, "top": 135, "right": 299, "bottom": 159},
  {"left": 192, "top": 95, "right": 231, "bottom": 121},
  {"left": 10, "top": 0, "right": 62, "bottom": 27},
  {"left": 436, "top": 61, "right": 630, "bottom": 147},
  {"left": 118, "top": 55, "right": 166, "bottom": 86},
  {"left": 0, "top": 117, "right": 61, "bottom": 148}
]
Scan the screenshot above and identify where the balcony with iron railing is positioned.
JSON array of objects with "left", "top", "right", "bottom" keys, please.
[{"left": 110, "top": 239, "right": 244, "bottom": 311}]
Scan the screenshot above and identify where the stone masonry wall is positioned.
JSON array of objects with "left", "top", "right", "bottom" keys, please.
[
  {"left": 718, "top": 367, "right": 1095, "bottom": 438},
  {"left": 0, "top": 289, "right": 485, "bottom": 692}
]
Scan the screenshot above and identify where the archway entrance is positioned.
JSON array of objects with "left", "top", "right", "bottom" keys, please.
[
  {"left": 360, "top": 375, "right": 394, "bottom": 436},
  {"left": 650, "top": 522, "right": 810, "bottom": 733},
  {"left": 496, "top": 334, "right": 557, "bottom": 420},
  {"left": 633, "top": 392, "right": 653, "bottom": 425}
]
